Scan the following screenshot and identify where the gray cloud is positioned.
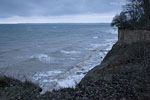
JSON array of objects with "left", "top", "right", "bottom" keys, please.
[{"left": 0, "top": 0, "right": 124, "bottom": 18}]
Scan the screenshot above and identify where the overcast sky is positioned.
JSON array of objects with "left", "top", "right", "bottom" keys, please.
[{"left": 0, "top": 0, "right": 125, "bottom": 23}]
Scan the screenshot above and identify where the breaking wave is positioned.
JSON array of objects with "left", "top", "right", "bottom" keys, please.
[
  {"left": 31, "top": 39, "right": 117, "bottom": 94},
  {"left": 60, "top": 50, "right": 81, "bottom": 54}
]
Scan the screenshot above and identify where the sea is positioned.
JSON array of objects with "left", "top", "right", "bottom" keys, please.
[{"left": 0, "top": 23, "right": 117, "bottom": 93}]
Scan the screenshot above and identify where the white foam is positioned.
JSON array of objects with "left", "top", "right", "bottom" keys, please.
[
  {"left": 92, "top": 36, "right": 99, "bottom": 39},
  {"left": 17, "top": 54, "right": 51, "bottom": 63},
  {"left": 32, "top": 69, "right": 86, "bottom": 94},
  {"left": 88, "top": 44, "right": 103, "bottom": 50},
  {"left": 30, "top": 54, "right": 52, "bottom": 63},
  {"left": 32, "top": 70, "right": 63, "bottom": 81},
  {"left": 34, "top": 70, "right": 62, "bottom": 78},
  {"left": 31, "top": 39, "right": 117, "bottom": 94},
  {"left": 34, "top": 50, "right": 105, "bottom": 94},
  {"left": 60, "top": 50, "right": 81, "bottom": 54}
]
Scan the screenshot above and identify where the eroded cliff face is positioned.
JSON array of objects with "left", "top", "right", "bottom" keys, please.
[
  {"left": 118, "top": 29, "right": 150, "bottom": 44},
  {"left": 80, "top": 30, "right": 150, "bottom": 85},
  {"left": 80, "top": 41, "right": 150, "bottom": 85},
  {"left": 78, "top": 31, "right": 150, "bottom": 99}
]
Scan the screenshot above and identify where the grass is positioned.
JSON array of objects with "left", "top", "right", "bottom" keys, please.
[{"left": 0, "top": 76, "right": 41, "bottom": 100}]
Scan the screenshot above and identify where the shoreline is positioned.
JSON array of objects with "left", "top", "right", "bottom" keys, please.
[
  {"left": 1, "top": 41, "right": 150, "bottom": 99},
  {"left": 0, "top": 39, "right": 116, "bottom": 94},
  {"left": 1, "top": 39, "right": 117, "bottom": 94}
]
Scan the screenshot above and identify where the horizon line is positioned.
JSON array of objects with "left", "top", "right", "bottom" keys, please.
[{"left": 0, "top": 22, "right": 111, "bottom": 24}]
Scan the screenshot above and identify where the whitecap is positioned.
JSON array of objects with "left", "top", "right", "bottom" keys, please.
[
  {"left": 31, "top": 45, "right": 110, "bottom": 94},
  {"left": 32, "top": 69, "right": 85, "bottom": 94},
  {"left": 60, "top": 50, "right": 81, "bottom": 54},
  {"left": 88, "top": 44, "right": 103, "bottom": 50},
  {"left": 31, "top": 39, "right": 117, "bottom": 94},
  {"left": 30, "top": 54, "right": 51, "bottom": 63},
  {"left": 32, "top": 70, "right": 63, "bottom": 81},
  {"left": 92, "top": 36, "right": 99, "bottom": 39},
  {"left": 18, "top": 54, "right": 54, "bottom": 63}
]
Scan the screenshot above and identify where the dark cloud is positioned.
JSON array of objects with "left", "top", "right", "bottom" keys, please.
[{"left": 0, "top": 0, "right": 124, "bottom": 17}]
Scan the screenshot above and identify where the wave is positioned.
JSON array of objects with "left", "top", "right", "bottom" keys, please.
[
  {"left": 87, "top": 43, "right": 106, "bottom": 50},
  {"left": 30, "top": 54, "right": 52, "bottom": 63},
  {"left": 92, "top": 36, "right": 99, "bottom": 39},
  {"left": 17, "top": 54, "right": 52, "bottom": 63},
  {"left": 60, "top": 50, "right": 81, "bottom": 54},
  {"left": 31, "top": 39, "right": 117, "bottom": 94}
]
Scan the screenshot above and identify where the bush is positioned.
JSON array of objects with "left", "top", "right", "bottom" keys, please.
[{"left": 111, "top": 0, "right": 150, "bottom": 29}]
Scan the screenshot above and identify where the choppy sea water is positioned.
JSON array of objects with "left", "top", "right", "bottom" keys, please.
[{"left": 0, "top": 23, "right": 117, "bottom": 93}]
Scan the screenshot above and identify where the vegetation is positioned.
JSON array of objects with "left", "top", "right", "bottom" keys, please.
[
  {"left": 0, "top": 76, "right": 42, "bottom": 100},
  {"left": 111, "top": 0, "right": 150, "bottom": 29}
]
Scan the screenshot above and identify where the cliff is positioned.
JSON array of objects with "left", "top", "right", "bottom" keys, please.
[
  {"left": 118, "top": 29, "right": 150, "bottom": 44},
  {"left": 78, "top": 30, "right": 150, "bottom": 99},
  {"left": 78, "top": 41, "right": 150, "bottom": 99},
  {"left": 80, "top": 29, "right": 150, "bottom": 84},
  {"left": 80, "top": 42, "right": 150, "bottom": 83}
]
